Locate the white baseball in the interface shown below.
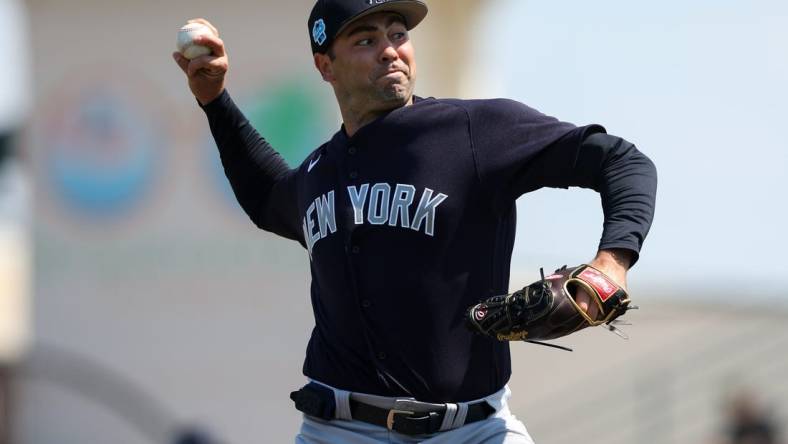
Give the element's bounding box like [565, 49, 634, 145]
[176, 23, 214, 60]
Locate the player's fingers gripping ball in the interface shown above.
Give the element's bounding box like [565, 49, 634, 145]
[466, 265, 633, 343]
[176, 22, 215, 60]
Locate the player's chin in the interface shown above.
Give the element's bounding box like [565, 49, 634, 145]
[376, 81, 413, 105]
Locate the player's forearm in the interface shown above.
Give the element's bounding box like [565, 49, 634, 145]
[581, 133, 658, 265]
[201, 89, 292, 224]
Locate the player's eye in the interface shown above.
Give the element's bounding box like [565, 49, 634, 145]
[356, 38, 373, 46]
[391, 32, 406, 41]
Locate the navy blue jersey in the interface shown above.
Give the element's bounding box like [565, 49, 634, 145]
[202, 90, 657, 402]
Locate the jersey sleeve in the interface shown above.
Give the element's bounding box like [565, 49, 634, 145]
[466, 98, 590, 205]
[201, 90, 305, 246]
[467, 99, 657, 264]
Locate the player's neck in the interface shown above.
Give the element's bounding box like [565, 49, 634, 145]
[340, 96, 414, 137]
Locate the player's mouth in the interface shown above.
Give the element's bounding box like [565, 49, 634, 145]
[376, 66, 408, 80]
[380, 71, 404, 79]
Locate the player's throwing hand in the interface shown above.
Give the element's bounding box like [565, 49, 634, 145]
[172, 18, 228, 106]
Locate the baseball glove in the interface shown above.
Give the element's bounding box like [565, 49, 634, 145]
[465, 264, 634, 350]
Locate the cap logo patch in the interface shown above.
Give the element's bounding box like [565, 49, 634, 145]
[312, 19, 327, 45]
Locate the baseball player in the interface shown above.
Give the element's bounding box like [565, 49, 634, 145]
[172, 1, 657, 442]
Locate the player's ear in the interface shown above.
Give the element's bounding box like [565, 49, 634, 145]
[313, 53, 334, 82]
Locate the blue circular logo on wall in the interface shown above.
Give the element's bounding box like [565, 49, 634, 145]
[43, 87, 161, 219]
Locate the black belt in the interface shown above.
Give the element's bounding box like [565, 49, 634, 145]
[290, 382, 494, 436]
[349, 398, 494, 436]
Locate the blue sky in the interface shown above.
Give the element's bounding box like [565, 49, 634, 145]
[471, 1, 787, 300]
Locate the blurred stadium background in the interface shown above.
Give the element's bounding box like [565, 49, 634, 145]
[1, 0, 786, 443]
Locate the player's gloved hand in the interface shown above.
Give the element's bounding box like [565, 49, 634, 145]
[172, 18, 228, 106]
[465, 263, 635, 349]
[575, 249, 630, 321]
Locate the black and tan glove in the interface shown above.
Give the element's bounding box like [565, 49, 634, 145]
[466, 264, 634, 350]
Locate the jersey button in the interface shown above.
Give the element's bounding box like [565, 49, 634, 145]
[377, 352, 387, 360]
[349, 171, 358, 179]
[351, 246, 360, 254]
[348, 146, 357, 155]
[361, 299, 371, 308]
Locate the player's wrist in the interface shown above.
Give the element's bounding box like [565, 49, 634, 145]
[589, 249, 631, 288]
[593, 248, 633, 268]
[196, 88, 227, 108]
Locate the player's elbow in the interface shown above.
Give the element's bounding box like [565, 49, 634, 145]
[585, 133, 657, 187]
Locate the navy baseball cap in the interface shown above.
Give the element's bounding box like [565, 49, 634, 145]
[308, 0, 428, 54]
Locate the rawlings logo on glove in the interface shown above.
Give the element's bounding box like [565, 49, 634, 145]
[465, 264, 635, 351]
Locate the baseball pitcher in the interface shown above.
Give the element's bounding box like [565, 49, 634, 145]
[173, 1, 657, 442]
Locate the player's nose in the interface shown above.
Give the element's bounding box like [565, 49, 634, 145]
[378, 41, 400, 63]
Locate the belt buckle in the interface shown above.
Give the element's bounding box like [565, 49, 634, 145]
[386, 409, 415, 431]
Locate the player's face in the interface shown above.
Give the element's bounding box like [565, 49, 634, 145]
[320, 12, 417, 113]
